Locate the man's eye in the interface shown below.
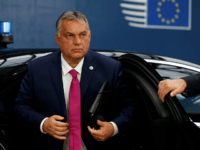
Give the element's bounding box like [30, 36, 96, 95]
[65, 35, 72, 38]
[81, 34, 86, 37]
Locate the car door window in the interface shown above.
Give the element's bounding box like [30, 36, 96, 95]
[149, 63, 200, 113]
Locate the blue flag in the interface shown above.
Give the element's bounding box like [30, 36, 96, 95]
[120, 0, 191, 30]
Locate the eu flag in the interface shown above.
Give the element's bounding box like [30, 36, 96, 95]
[148, 0, 190, 27]
[120, 0, 191, 30]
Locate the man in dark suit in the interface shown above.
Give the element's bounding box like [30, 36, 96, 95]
[14, 11, 136, 150]
[158, 74, 200, 102]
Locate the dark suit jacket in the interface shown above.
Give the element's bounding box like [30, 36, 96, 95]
[14, 50, 136, 150]
[182, 74, 200, 97]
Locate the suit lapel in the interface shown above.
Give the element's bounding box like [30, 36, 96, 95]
[49, 50, 66, 118]
[80, 50, 97, 100]
[48, 50, 96, 119]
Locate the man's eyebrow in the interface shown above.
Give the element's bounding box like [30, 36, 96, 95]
[64, 32, 74, 35]
[79, 31, 87, 34]
[64, 30, 88, 35]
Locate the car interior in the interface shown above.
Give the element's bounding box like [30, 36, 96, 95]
[0, 53, 200, 150]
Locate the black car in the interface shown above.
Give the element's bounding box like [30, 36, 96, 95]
[0, 48, 200, 150]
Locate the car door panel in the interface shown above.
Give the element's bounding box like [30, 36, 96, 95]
[118, 54, 200, 150]
[0, 71, 38, 150]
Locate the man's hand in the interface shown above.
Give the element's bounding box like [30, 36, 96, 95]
[158, 79, 187, 102]
[87, 120, 114, 141]
[43, 115, 69, 140]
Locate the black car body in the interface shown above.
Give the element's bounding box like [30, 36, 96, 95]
[0, 48, 200, 150]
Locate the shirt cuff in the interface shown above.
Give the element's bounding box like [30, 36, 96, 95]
[40, 117, 48, 134]
[109, 121, 119, 136]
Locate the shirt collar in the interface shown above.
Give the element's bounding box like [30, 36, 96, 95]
[61, 53, 84, 76]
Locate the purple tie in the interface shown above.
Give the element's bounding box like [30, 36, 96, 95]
[69, 69, 81, 150]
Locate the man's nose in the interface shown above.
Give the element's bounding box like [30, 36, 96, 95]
[73, 36, 81, 45]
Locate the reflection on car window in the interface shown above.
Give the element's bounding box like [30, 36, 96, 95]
[135, 53, 158, 59]
[151, 63, 200, 113]
[151, 63, 199, 79]
[0, 55, 33, 68]
[0, 59, 4, 65]
[32, 53, 52, 61]
[177, 94, 200, 113]
[97, 52, 126, 57]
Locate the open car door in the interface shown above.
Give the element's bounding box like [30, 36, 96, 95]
[118, 54, 200, 150]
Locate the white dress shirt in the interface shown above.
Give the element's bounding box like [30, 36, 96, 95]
[40, 53, 119, 148]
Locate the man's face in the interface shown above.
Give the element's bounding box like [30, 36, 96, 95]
[55, 19, 91, 63]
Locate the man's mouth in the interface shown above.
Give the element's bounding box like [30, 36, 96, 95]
[73, 48, 82, 51]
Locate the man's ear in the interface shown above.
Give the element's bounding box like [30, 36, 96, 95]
[89, 31, 91, 41]
[55, 33, 60, 46]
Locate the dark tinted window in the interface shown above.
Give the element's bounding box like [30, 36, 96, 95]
[150, 62, 200, 113]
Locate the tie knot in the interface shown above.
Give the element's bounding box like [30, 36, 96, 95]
[69, 69, 77, 78]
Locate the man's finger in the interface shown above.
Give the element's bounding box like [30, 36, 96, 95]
[87, 126, 102, 140]
[53, 134, 67, 140]
[87, 126, 94, 133]
[158, 81, 171, 102]
[87, 126, 99, 135]
[159, 96, 165, 103]
[170, 88, 179, 97]
[54, 121, 69, 127]
[158, 89, 163, 102]
[158, 88, 166, 102]
[54, 130, 69, 136]
[52, 115, 65, 120]
[97, 120, 104, 127]
[54, 126, 69, 132]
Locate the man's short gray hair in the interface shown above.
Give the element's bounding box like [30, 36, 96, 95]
[56, 11, 90, 37]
